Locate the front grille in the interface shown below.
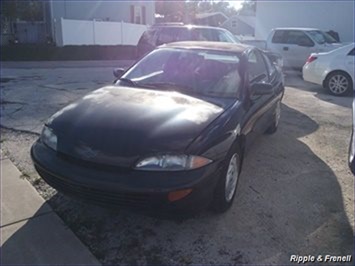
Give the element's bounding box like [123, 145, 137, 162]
[35, 166, 166, 209]
[57, 152, 131, 174]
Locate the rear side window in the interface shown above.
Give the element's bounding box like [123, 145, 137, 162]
[191, 28, 218, 41]
[190, 28, 236, 43]
[285, 30, 312, 44]
[272, 30, 314, 46]
[284, 30, 313, 45]
[138, 30, 157, 46]
[156, 28, 189, 45]
[216, 30, 237, 43]
[272, 30, 286, 43]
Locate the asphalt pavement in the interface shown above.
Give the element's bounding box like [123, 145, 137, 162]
[1, 60, 134, 69]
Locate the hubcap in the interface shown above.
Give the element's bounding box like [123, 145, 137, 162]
[225, 154, 239, 202]
[329, 74, 348, 94]
[275, 101, 281, 127]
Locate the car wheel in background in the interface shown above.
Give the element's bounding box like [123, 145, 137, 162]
[325, 71, 353, 96]
[212, 145, 242, 213]
[265, 100, 281, 134]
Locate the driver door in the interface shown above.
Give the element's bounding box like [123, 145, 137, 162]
[244, 49, 272, 149]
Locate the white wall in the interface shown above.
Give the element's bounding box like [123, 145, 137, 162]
[93, 21, 123, 45]
[122, 23, 147, 45]
[62, 19, 94, 45]
[51, 1, 155, 25]
[255, 1, 354, 42]
[58, 18, 147, 46]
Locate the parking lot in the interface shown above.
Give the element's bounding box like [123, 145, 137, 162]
[1, 61, 354, 264]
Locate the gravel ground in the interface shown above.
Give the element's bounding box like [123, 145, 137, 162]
[1, 63, 353, 265]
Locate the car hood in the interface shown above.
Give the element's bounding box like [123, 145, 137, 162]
[48, 86, 230, 167]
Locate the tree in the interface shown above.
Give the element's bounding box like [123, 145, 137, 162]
[155, 0, 186, 22]
[1, 0, 44, 35]
[1, 0, 44, 23]
[155, 0, 239, 23]
[1, 1, 17, 34]
[238, 0, 256, 15]
[20, 1, 44, 21]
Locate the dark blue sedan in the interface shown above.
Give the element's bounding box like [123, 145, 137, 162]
[31, 42, 284, 213]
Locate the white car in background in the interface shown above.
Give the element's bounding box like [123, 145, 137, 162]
[302, 43, 354, 96]
[243, 28, 343, 69]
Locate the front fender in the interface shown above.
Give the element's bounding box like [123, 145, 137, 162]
[185, 101, 244, 163]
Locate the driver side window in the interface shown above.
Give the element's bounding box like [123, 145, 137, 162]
[285, 30, 314, 46]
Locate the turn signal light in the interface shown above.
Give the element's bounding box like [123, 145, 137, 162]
[168, 189, 192, 202]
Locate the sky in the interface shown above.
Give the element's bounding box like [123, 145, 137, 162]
[227, 0, 244, 11]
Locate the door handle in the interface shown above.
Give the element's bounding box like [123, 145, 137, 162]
[283, 47, 289, 51]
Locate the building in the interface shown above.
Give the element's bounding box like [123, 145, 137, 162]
[193, 12, 229, 27]
[1, 0, 155, 45]
[255, 1, 354, 42]
[222, 15, 255, 36]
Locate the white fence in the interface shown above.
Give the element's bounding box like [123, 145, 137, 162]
[55, 18, 147, 46]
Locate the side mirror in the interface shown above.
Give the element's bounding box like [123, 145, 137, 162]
[251, 82, 274, 95]
[113, 68, 125, 78]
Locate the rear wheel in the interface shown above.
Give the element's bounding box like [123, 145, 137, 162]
[325, 71, 353, 96]
[212, 146, 242, 213]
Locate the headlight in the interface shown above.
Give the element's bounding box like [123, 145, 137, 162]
[41, 126, 57, 151]
[135, 155, 212, 171]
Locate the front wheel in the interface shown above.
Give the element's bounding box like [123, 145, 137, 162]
[212, 149, 242, 213]
[325, 71, 353, 96]
[265, 100, 281, 134]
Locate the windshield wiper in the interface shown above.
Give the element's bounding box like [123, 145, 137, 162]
[119, 78, 139, 87]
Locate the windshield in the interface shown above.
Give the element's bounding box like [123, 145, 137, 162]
[121, 48, 242, 98]
[307, 30, 338, 44]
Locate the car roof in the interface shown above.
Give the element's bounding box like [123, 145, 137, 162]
[150, 24, 228, 31]
[273, 27, 321, 31]
[162, 41, 252, 53]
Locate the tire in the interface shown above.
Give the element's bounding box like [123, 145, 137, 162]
[325, 71, 353, 96]
[265, 100, 281, 134]
[212, 145, 242, 213]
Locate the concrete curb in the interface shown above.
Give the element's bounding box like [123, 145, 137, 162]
[0, 156, 101, 265]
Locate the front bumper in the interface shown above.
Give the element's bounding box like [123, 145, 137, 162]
[31, 141, 222, 213]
